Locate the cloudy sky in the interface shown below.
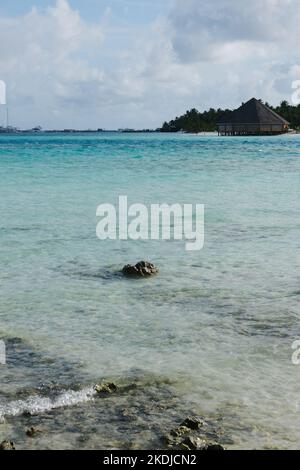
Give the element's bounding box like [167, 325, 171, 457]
[0, 0, 299, 129]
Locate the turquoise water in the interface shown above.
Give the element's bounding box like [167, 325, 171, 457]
[0, 132, 300, 449]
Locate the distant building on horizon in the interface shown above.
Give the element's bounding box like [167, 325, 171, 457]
[218, 98, 289, 136]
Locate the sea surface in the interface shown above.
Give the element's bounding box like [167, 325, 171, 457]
[0, 132, 300, 449]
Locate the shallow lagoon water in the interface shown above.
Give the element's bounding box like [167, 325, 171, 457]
[0, 132, 300, 449]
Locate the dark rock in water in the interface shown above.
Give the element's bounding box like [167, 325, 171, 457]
[94, 382, 118, 395]
[122, 261, 159, 278]
[181, 437, 225, 451]
[164, 415, 225, 451]
[206, 444, 225, 451]
[163, 427, 190, 446]
[181, 436, 207, 450]
[180, 416, 207, 430]
[170, 426, 190, 438]
[0, 441, 16, 450]
[26, 427, 41, 438]
[120, 408, 137, 422]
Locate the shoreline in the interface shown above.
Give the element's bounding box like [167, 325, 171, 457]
[0, 370, 229, 451]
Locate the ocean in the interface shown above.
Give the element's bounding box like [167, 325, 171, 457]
[0, 132, 300, 449]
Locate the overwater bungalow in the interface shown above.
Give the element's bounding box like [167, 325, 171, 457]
[218, 98, 289, 136]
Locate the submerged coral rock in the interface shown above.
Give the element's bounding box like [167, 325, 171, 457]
[181, 437, 225, 451]
[206, 444, 225, 451]
[180, 416, 207, 431]
[26, 427, 41, 438]
[181, 436, 208, 450]
[0, 441, 16, 450]
[94, 382, 118, 395]
[122, 261, 159, 278]
[164, 415, 225, 451]
[170, 426, 190, 438]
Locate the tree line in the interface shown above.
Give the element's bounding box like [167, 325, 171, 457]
[160, 101, 300, 133]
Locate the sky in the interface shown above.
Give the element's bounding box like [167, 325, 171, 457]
[0, 0, 299, 129]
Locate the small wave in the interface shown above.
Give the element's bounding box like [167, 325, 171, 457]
[0, 386, 96, 421]
[0, 225, 43, 233]
[291, 290, 300, 297]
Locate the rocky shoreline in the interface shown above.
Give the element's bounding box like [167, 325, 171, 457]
[1, 266, 230, 450]
[0, 376, 231, 450]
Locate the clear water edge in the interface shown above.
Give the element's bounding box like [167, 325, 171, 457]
[0, 132, 300, 449]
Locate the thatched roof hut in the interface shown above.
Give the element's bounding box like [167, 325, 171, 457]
[218, 98, 289, 136]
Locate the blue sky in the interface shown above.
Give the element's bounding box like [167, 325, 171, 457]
[0, 0, 299, 129]
[0, 0, 171, 25]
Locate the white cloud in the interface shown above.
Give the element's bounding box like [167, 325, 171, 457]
[162, 0, 300, 111]
[0, 0, 206, 128]
[0, 0, 299, 129]
[168, 0, 300, 64]
[0, 0, 107, 127]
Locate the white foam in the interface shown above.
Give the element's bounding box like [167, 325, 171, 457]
[0, 386, 96, 421]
